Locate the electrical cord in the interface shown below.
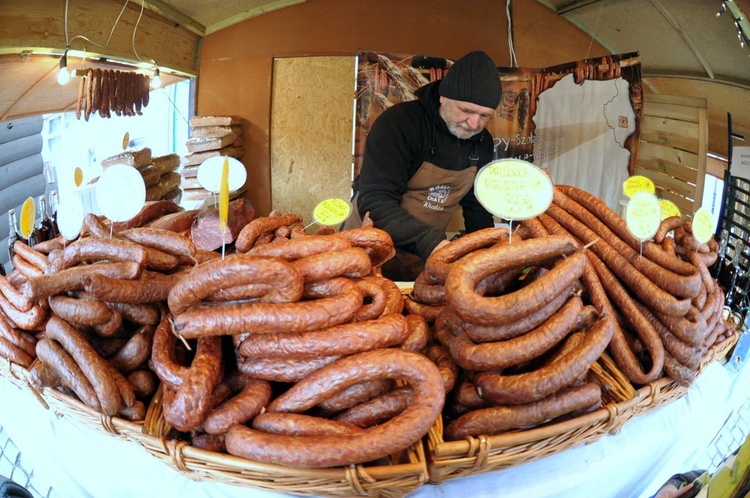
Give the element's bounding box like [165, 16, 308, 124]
[63, 0, 131, 51]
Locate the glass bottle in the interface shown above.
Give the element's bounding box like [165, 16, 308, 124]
[26, 213, 38, 249]
[710, 229, 729, 279]
[741, 236, 750, 274]
[719, 239, 738, 292]
[734, 237, 750, 312]
[7, 209, 20, 265]
[48, 190, 59, 238]
[35, 195, 53, 244]
[724, 239, 745, 310]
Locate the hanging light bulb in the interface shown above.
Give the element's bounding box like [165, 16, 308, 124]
[150, 67, 161, 89]
[57, 50, 70, 85]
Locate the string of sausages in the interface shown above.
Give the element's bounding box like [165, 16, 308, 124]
[76, 68, 151, 121]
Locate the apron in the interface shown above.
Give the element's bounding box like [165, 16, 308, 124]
[345, 160, 478, 281]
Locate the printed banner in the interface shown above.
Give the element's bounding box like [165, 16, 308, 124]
[355, 51, 642, 210]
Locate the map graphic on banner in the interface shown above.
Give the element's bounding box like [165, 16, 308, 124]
[354, 51, 643, 214]
[535, 75, 636, 210]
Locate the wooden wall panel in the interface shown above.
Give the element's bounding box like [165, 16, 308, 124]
[0, 0, 199, 75]
[635, 94, 708, 217]
[198, 0, 609, 216]
[270, 56, 355, 222]
[0, 115, 45, 271]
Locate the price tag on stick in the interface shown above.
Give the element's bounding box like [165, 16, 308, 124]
[73, 167, 84, 188]
[219, 158, 230, 233]
[625, 191, 661, 241]
[623, 175, 655, 198]
[313, 198, 351, 227]
[659, 199, 681, 220]
[57, 194, 84, 241]
[19, 197, 35, 239]
[473, 159, 553, 221]
[692, 207, 714, 244]
[219, 158, 230, 258]
[197, 156, 246, 193]
[95, 164, 146, 222]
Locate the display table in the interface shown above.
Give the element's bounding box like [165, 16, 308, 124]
[1, 356, 748, 498]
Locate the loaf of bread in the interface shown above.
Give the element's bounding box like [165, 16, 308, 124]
[101, 148, 152, 169]
[184, 146, 245, 167]
[186, 134, 238, 153]
[190, 125, 243, 138]
[150, 153, 181, 176]
[189, 116, 242, 127]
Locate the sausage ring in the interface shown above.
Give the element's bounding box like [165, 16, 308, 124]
[225, 348, 444, 468]
[168, 254, 304, 315]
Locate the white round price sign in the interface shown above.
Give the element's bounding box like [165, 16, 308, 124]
[692, 207, 714, 244]
[57, 194, 84, 241]
[625, 191, 661, 240]
[95, 164, 146, 222]
[313, 198, 351, 227]
[197, 156, 247, 193]
[473, 159, 553, 221]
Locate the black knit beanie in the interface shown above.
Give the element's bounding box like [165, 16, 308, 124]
[438, 51, 502, 110]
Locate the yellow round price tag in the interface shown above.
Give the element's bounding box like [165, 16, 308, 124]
[625, 191, 661, 240]
[122, 132, 130, 150]
[473, 159, 553, 221]
[74, 166, 84, 187]
[658, 199, 681, 220]
[19, 197, 35, 239]
[692, 207, 714, 244]
[623, 175, 655, 198]
[313, 198, 351, 227]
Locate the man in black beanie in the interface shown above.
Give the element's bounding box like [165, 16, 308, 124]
[345, 51, 503, 281]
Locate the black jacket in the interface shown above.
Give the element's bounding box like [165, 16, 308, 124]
[355, 80, 495, 261]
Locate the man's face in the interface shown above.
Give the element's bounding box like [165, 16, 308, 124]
[439, 96, 495, 140]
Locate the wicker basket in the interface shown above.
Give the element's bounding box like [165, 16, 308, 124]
[0, 358, 147, 443]
[0, 330, 738, 495]
[136, 384, 429, 497]
[0, 359, 428, 497]
[425, 332, 739, 484]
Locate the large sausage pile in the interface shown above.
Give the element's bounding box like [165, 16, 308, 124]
[408, 228, 611, 440]
[404, 183, 732, 441]
[1, 202, 197, 420]
[0, 186, 735, 464]
[157, 214, 446, 467]
[0, 206, 448, 469]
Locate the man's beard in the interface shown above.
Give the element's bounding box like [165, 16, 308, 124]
[440, 107, 481, 140]
[446, 121, 481, 140]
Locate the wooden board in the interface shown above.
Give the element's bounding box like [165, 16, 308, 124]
[270, 56, 356, 225]
[635, 94, 708, 217]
